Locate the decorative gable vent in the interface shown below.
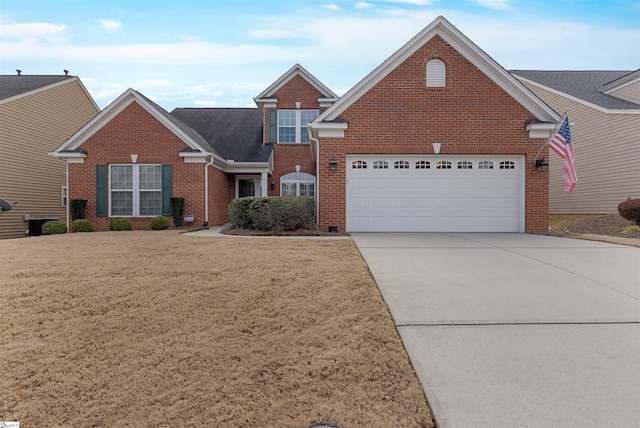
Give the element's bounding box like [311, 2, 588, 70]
[426, 59, 446, 87]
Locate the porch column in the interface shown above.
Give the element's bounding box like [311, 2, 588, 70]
[260, 172, 268, 196]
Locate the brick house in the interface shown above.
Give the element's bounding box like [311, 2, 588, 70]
[52, 16, 559, 233]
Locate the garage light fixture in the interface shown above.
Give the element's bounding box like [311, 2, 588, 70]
[329, 157, 338, 171]
[534, 158, 549, 172]
[271, 179, 275, 190]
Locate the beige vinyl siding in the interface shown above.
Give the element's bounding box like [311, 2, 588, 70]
[0, 79, 99, 239]
[520, 80, 640, 214]
[608, 80, 640, 105]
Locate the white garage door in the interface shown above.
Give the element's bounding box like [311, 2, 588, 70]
[346, 155, 524, 232]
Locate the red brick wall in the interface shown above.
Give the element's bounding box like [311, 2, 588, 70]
[69, 101, 233, 231]
[318, 35, 549, 232]
[264, 75, 320, 196]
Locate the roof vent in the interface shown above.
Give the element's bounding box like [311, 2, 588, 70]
[16, 69, 22, 76]
[64, 69, 69, 75]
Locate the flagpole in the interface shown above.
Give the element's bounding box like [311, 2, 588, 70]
[532, 112, 567, 163]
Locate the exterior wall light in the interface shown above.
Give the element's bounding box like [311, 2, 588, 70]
[329, 157, 338, 171]
[535, 158, 549, 172]
[270, 179, 275, 190]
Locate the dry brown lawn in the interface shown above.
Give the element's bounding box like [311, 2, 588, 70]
[0, 231, 433, 427]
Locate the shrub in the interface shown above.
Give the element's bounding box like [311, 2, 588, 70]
[228, 197, 254, 228]
[623, 224, 640, 235]
[228, 196, 316, 231]
[109, 217, 134, 231]
[170, 197, 185, 227]
[70, 199, 87, 220]
[42, 220, 67, 235]
[618, 198, 640, 225]
[151, 216, 170, 230]
[71, 219, 94, 233]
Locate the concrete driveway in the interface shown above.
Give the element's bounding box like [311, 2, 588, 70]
[351, 233, 640, 428]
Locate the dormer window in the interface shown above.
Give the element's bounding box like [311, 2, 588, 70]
[426, 59, 446, 87]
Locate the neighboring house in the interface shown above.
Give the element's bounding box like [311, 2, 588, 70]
[0, 73, 99, 239]
[513, 70, 640, 214]
[53, 16, 560, 233]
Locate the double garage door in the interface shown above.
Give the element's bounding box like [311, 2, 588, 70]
[346, 155, 524, 232]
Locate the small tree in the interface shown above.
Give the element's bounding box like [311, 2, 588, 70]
[170, 197, 185, 228]
[618, 198, 640, 225]
[70, 199, 87, 220]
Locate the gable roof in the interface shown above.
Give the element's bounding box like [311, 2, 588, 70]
[254, 63, 338, 105]
[0, 75, 74, 101]
[316, 16, 559, 124]
[512, 70, 640, 110]
[53, 88, 216, 156]
[597, 69, 640, 94]
[171, 108, 271, 163]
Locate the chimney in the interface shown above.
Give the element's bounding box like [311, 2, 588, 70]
[64, 69, 69, 75]
[16, 69, 22, 76]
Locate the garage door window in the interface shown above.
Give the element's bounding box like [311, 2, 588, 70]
[352, 160, 367, 169]
[500, 161, 515, 170]
[416, 161, 431, 169]
[479, 161, 494, 169]
[373, 160, 388, 169]
[458, 161, 473, 169]
[436, 161, 452, 169]
[394, 160, 410, 169]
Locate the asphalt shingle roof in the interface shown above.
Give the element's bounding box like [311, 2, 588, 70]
[0, 75, 74, 100]
[171, 108, 271, 163]
[511, 70, 640, 110]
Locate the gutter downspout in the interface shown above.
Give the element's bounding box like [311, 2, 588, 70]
[204, 154, 215, 227]
[308, 127, 320, 228]
[66, 161, 69, 233]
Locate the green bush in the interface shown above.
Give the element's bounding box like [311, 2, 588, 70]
[109, 217, 134, 231]
[70, 199, 87, 221]
[71, 219, 94, 233]
[618, 198, 640, 225]
[228, 196, 316, 231]
[42, 220, 67, 235]
[150, 216, 170, 230]
[170, 197, 185, 227]
[228, 197, 254, 228]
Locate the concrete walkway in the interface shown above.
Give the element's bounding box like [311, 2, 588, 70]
[351, 233, 640, 428]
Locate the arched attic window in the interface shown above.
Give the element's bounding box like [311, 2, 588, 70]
[426, 59, 446, 87]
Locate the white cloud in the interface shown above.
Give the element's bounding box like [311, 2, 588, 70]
[0, 22, 67, 42]
[193, 99, 220, 106]
[134, 79, 174, 88]
[323, 4, 340, 10]
[180, 34, 199, 42]
[380, 0, 433, 5]
[96, 19, 122, 34]
[355, 2, 374, 8]
[471, 0, 510, 10]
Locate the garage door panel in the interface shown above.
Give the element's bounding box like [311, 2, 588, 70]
[346, 155, 523, 232]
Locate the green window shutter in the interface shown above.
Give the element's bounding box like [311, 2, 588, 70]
[162, 164, 173, 216]
[268, 110, 277, 143]
[96, 164, 107, 217]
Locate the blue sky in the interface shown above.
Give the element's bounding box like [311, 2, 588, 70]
[1, 0, 638, 110]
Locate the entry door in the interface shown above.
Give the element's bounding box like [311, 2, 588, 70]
[236, 176, 261, 198]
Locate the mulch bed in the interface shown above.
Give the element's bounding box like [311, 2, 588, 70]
[562, 214, 639, 239]
[221, 227, 349, 237]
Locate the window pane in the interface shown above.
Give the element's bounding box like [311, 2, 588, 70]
[300, 183, 315, 197]
[111, 191, 132, 216]
[394, 160, 410, 169]
[300, 110, 319, 124]
[139, 165, 162, 190]
[300, 126, 310, 143]
[279, 127, 296, 142]
[110, 165, 133, 190]
[281, 182, 296, 197]
[140, 191, 162, 216]
[479, 161, 494, 169]
[373, 160, 388, 169]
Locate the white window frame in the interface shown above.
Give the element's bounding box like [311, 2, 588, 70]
[277, 110, 319, 143]
[280, 172, 316, 197]
[109, 164, 162, 217]
[373, 160, 389, 169]
[61, 186, 67, 207]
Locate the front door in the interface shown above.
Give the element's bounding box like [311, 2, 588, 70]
[239, 179, 256, 197]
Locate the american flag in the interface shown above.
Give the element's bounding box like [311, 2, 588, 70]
[548, 116, 577, 193]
